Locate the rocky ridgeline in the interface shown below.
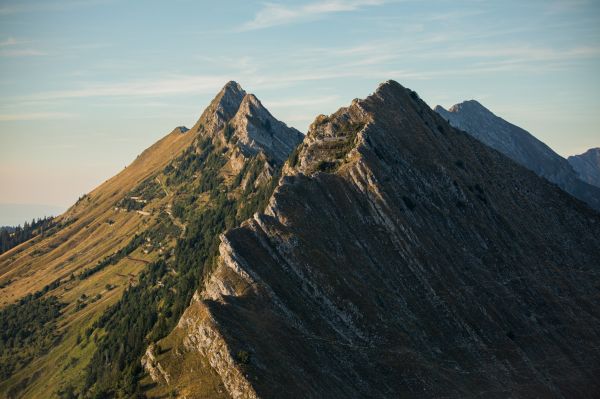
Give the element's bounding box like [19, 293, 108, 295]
[435, 100, 600, 211]
[166, 81, 600, 398]
[569, 147, 600, 188]
[192, 81, 303, 165]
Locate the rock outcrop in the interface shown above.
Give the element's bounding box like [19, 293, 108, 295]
[171, 81, 600, 398]
[230, 94, 304, 164]
[193, 81, 303, 165]
[435, 100, 600, 211]
[569, 147, 600, 188]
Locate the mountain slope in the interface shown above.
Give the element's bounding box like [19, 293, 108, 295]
[154, 81, 600, 398]
[568, 147, 600, 188]
[435, 100, 600, 211]
[0, 81, 302, 399]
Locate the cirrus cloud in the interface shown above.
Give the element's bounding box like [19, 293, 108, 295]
[239, 0, 387, 31]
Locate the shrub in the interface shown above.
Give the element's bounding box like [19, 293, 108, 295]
[237, 350, 251, 364]
[316, 160, 337, 173]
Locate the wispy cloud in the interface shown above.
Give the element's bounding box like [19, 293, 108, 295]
[544, 0, 591, 15]
[19, 40, 599, 102]
[25, 75, 230, 100]
[263, 95, 341, 108]
[0, 48, 46, 57]
[0, 112, 74, 121]
[0, 0, 107, 15]
[440, 45, 600, 61]
[0, 37, 17, 47]
[0, 36, 46, 57]
[239, 0, 386, 31]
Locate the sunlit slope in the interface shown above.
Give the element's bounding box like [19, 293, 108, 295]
[0, 126, 194, 306]
[0, 126, 195, 398]
[0, 81, 303, 398]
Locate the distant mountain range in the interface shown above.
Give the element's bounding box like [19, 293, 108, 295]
[1, 82, 599, 398]
[568, 147, 600, 188]
[435, 101, 600, 211]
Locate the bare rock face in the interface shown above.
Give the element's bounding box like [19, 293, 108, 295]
[569, 147, 600, 188]
[192, 81, 247, 136]
[192, 81, 303, 166]
[175, 81, 600, 398]
[177, 291, 259, 399]
[230, 94, 304, 164]
[435, 101, 600, 211]
[141, 345, 171, 385]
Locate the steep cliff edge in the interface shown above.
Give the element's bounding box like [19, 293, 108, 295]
[166, 81, 600, 398]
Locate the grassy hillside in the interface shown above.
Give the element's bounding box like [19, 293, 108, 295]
[0, 82, 300, 398]
[0, 126, 195, 398]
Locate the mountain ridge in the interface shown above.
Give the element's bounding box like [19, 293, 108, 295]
[568, 147, 600, 188]
[434, 100, 600, 211]
[0, 81, 303, 398]
[150, 80, 600, 398]
[1, 81, 599, 398]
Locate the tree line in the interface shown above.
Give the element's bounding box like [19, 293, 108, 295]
[0, 216, 56, 254]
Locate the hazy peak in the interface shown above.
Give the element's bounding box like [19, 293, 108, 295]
[443, 100, 487, 114]
[568, 147, 600, 188]
[220, 80, 245, 97]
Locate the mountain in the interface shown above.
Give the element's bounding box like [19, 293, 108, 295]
[144, 81, 600, 398]
[2, 80, 599, 399]
[435, 100, 600, 211]
[0, 81, 302, 398]
[568, 147, 600, 188]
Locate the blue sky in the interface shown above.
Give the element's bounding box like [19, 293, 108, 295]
[1, 0, 599, 224]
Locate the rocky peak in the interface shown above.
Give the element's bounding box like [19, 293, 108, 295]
[435, 99, 600, 211]
[218, 81, 247, 114]
[436, 99, 493, 120]
[189, 81, 303, 165]
[167, 80, 600, 398]
[568, 147, 600, 188]
[229, 93, 303, 164]
[290, 79, 444, 175]
[442, 99, 485, 114]
[192, 81, 246, 135]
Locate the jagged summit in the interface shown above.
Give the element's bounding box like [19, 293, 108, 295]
[292, 79, 444, 175]
[230, 93, 303, 163]
[190, 81, 302, 164]
[191, 81, 246, 135]
[437, 99, 486, 114]
[569, 147, 600, 188]
[217, 80, 247, 115]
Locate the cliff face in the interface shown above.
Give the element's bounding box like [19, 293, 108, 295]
[569, 147, 600, 188]
[192, 81, 303, 165]
[435, 101, 600, 211]
[230, 94, 304, 164]
[168, 81, 600, 398]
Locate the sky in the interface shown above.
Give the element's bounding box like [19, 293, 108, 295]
[1, 0, 599, 225]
